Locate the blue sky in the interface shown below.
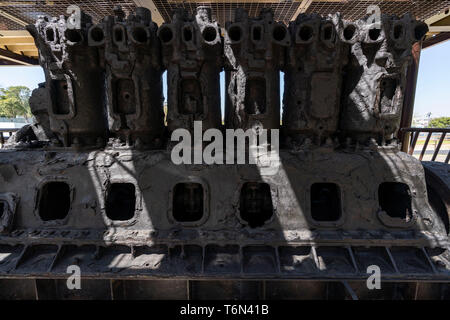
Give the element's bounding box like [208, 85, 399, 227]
[413, 39, 450, 117]
[0, 39, 449, 118]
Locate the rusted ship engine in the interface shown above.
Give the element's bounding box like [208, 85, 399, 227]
[0, 6, 449, 300]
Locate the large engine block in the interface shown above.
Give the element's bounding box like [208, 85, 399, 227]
[0, 6, 449, 300]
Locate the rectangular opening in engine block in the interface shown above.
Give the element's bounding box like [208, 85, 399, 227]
[245, 79, 266, 115]
[173, 183, 204, 222]
[315, 247, 356, 274]
[51, 245, 97, 273]
[321, 23, 335, 42]
[179, 79, 203, 115]
[378, 182, 412, 220]
[239, 182, 274, 228]
[38, 182, 71, 221]
[105, 183, 136, 221]
[50, 79, 71, 115]
[311, 183, 342, 222]
[379, 77, 399, 115]
[132, 245, 170, 273]
[113, 79, 136, 115]
[0, 201, 4, 219]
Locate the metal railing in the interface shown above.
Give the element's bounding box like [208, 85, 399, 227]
[0, 128, 19, 148]
[401, 127, 450, 163]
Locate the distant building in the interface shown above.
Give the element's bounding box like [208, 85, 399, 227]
[412, 114, 431, 128]
[0, 117, 31, 137]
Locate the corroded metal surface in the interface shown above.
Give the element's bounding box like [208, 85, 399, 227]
[340, 14, 428, 145]
[225, 8, 288, 131]
[26, 12, 108, 148]
[159, 7, 222, 134]
[0, 6, 449, 299]
[90, 6, 164, 148]
[283, 13, 348, 145]
[0, 148, 448, 281]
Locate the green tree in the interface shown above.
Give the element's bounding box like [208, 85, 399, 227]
[0, 86, 32, 119]
[429, 117, 450, 128]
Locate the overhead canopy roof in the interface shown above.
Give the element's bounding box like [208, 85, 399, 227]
[0, 0, 449, 65]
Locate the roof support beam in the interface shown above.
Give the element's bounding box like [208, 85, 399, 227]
[0, 59, 20, 65]
[291, 0, 314, 21]
[168, 0, 311, 2]
[0, 30, 33, 37]
[428, 26, 450, 32]
[0, 47, 38, 65]
[425, 7, 450, 26]
[423, 32, 450, 49]
[0, 36, 34, 45]
[133, 0, 164, 26]
[424, 7, 450, 37]
[3, 44, 36, 51]
[0, 9, 27, 27]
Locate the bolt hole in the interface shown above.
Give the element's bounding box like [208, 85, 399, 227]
[228, 25, 242, 42]
[202, 26, 217, 42]
[65, 29, 82, 43]
[132, 27, 148, 43]
[394, 24, 403, 39]
[252, 26, 262, 41]
[344, 24, 356, 40]
[159, 26, 173, 43]
[0, 202, 5, 219]
[90, 26, 104, 42]
[39, 182, 71, 221]
[299, 25, 313, 41]
[414, 24, 428, 41]
[369, 28, 381, 41]
[46, 28, 55, 42]
[323, 25, 333, 40]
[273, 25, 287, 41]
[114, 28, 124, 42]
[183, 27, 193, 42]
